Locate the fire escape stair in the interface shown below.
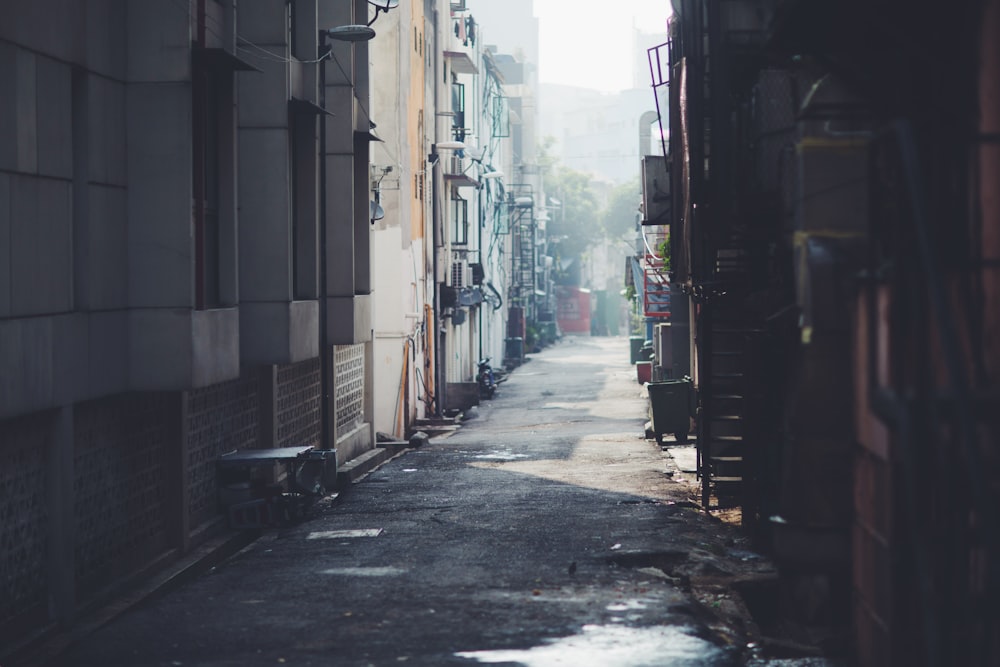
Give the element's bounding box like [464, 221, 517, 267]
[705, 336, 747, 495]
[642, 253, 671, 319]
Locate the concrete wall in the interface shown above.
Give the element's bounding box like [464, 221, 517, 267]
[0, 0, 384, 651]
[0, 1, 132, 418]
[370, 1, 434, 433]
[237, 0, 319, 367]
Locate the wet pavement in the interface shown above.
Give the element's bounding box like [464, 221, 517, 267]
[47, 336, 809, 667]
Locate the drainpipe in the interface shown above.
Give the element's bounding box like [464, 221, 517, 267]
[431, 156, 442, 418]
[431, 5, 445, 417]
[318, 36, 332, 449]
[477, 181, 484, 362]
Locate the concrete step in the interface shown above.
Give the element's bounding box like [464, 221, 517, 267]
[337, 446, 402, 486]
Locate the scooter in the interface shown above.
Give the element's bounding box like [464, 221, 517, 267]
[477, 357, 497, 399]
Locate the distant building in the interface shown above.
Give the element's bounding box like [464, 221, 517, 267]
[540, 84, 655, 185]
[369, 0, 516, 428]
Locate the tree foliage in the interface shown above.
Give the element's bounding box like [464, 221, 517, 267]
[538, 138, 643, 285]
[545, 165, 601, 260]
[600, 178, 642, 240]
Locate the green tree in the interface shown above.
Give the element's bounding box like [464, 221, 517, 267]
[546, 164, 601, 261]
[539, 138, 642, 286]
[601, 178, 642, 240]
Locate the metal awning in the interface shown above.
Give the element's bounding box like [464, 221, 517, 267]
[444, 50, 478, 75]
[193, 47, 261, 72]
[444, 173, 480, 188]
[289, 97, 332, 116]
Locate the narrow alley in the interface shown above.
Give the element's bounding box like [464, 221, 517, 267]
[42, 338, 788, 667]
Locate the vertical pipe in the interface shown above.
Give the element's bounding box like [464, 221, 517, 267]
[478, 180, 484, 362]
[318, 39, 331, 448]
[431, 5, 443, 417]
[197, 0, 207, 47]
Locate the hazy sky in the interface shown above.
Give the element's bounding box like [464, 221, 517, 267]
[534, 0, 672, 92]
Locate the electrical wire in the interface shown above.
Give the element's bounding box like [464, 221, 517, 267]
[163, 0, 329, 66]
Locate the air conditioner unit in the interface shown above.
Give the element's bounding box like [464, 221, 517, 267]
[469, 262, 485, 285]
[449, 259, 470, 288]
[642, 155, 671, 226]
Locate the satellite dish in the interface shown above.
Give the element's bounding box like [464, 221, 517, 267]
[367, 0, 399, 26]
[370, 200, 385, 222]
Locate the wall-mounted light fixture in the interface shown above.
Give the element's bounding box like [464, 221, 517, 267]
[367, 0, 400, 26]
[324, 25, 376, 41]
[427, 141, 467, 164]
[370, 166, 392, 225]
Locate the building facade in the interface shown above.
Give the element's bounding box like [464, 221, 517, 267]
[0, 0, 383, 652]
[643, 0, 1000, 664]
[370, 0, 517, 430]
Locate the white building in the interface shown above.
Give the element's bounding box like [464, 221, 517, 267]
[370, 1, 514, 431]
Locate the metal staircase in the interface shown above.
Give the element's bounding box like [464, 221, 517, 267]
[508, 187, 535, 319]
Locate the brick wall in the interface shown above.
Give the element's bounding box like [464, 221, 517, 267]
[276, 358, 321, 448]
[73, 394, 174, 600]
[186, 376, 260, 529]
[0, 412, 50, 646]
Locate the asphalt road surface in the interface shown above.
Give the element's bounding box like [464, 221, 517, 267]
[50, 336, 779, 667]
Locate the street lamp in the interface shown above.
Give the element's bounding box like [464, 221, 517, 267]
[324, 25, 376, 41]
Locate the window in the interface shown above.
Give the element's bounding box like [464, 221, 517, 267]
[451, 192, 468, 245]
[192, 47, 244, 309]
[451, 82, 465, 142]
[289, 107, 320, 300]
[193, 65, 223, 308]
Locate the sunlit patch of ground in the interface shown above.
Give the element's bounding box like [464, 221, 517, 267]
[456, 623, 725, 666]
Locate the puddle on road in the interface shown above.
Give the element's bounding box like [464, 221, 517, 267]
[473, 451, 530, 461]
[319, 566, 406, 577]
[605, 599, 648, 612]
[307, 528, 383, 539]
[456, 624, 724, 666]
